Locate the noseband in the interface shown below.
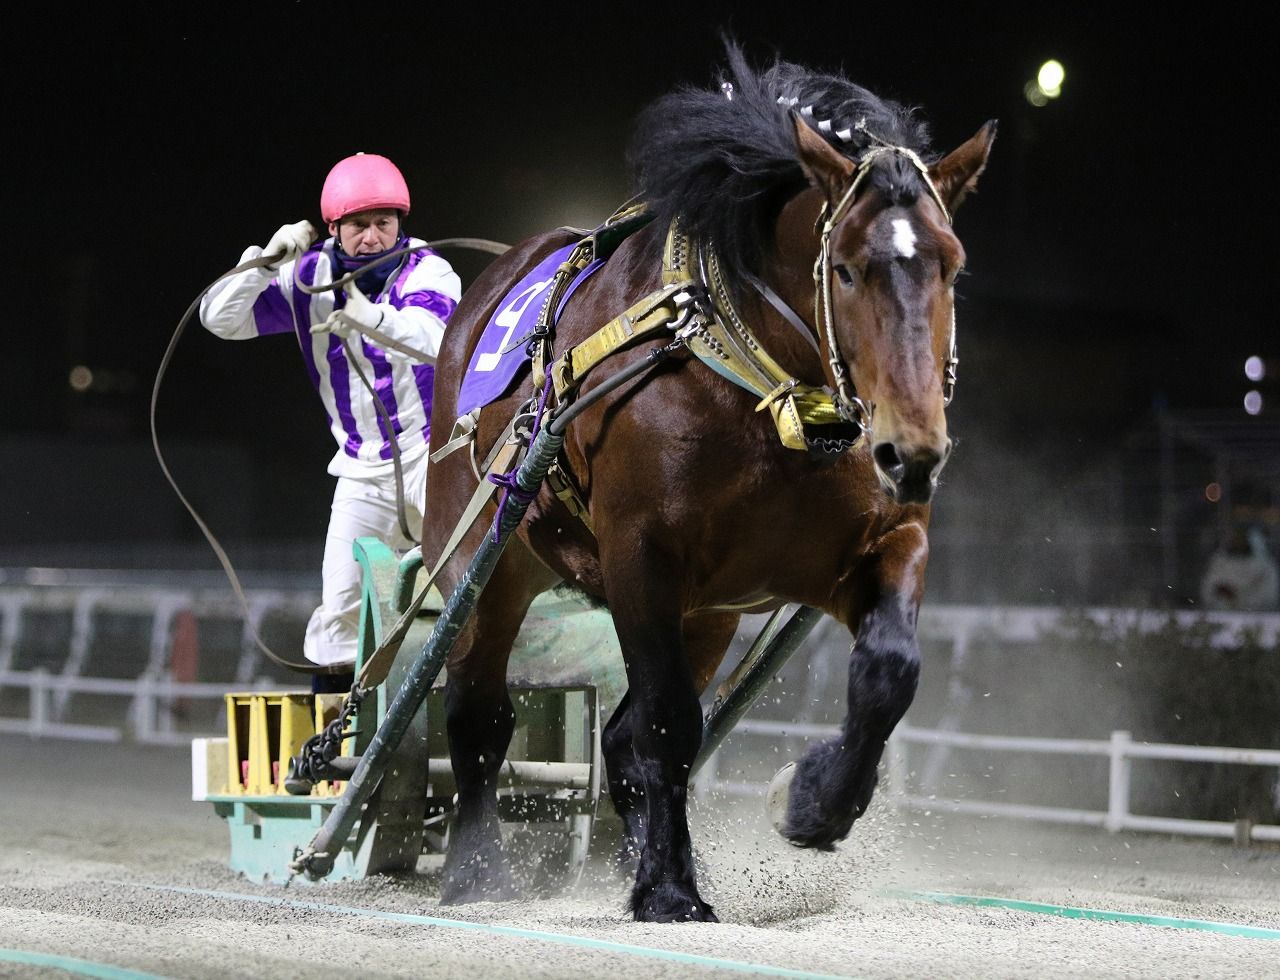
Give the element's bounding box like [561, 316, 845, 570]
[813, 143, 959, 427]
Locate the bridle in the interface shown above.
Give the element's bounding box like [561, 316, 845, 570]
[811, 141, 959, 429]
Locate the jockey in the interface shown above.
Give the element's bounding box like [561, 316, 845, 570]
[200, 153, 460, 688]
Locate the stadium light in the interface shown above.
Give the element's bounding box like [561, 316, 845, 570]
[1037, 60, 1065, 96]
[1025, 59, 1065, 107]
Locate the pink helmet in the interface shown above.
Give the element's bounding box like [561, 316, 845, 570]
[320, 153, 411, 223]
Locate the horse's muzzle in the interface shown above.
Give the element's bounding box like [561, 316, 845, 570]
[872, 439, 951, 505]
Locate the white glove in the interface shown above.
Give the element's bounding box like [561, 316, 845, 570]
[311, 280, 384, 340]
[262, 220, 316, 270]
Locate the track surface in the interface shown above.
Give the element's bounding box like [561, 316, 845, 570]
[2, 740, 1278, 978]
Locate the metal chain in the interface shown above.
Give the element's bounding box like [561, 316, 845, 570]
[290, 684, 369, 785]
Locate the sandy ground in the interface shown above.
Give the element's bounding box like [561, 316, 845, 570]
[1, 739, 1278, 979]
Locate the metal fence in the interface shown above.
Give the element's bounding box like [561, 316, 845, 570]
[699, 719, 1280, 845]
[1, 572, 1277, 843]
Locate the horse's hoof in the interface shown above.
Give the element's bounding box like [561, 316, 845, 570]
[632, 882, 718, 923]
[766, 762, 797, 835]
[641, 903, 719, 924]
[774, 742, 866, 849]
[440, 854, 517, 905]
[439, 877, 517, 905]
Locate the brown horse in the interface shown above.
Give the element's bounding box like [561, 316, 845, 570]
[422, 44, 995, 922]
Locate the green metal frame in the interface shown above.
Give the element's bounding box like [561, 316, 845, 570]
[204, 536, 626, 884]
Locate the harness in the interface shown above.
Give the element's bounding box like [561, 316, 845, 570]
[527, 145, 958, 465]
[531, 209, 858, 458]
[812, 143, 959, 419]
[289, 143, 959, 788]
[421, 144, 960, 623]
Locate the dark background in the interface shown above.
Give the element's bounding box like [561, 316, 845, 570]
[6, 6, 1277, 604]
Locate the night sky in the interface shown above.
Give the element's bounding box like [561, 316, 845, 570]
[7, 7, 1276, 561]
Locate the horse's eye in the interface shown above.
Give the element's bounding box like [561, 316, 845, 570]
[834, 264, 855, 287]
[945, 264, 965, 287]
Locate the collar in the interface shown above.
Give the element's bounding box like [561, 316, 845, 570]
[334, 232, 411, 296]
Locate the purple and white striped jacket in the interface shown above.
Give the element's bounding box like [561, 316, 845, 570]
[200, 237, 460, 479]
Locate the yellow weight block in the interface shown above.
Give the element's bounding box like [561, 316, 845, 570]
[223, 692, 316, 796]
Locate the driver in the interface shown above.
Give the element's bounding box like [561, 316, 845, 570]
[200, 153, 460, 689]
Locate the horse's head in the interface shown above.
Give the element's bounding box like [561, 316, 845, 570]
[795, 117, 996, 504]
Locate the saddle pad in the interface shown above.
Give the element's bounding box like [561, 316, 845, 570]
[457, 243, 604, 415]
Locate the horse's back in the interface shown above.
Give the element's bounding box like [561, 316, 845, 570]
[424, 228, 580, 569]
[432, 228, 579, 421]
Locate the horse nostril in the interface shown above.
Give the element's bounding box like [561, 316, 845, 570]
[873, 442, 903, 475]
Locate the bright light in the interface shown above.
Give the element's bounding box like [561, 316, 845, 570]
[1244, 390, 1264, 415]
[1205, 482, 1222, 503]
[1024, 59, 1065, 107]
[1038, 60, 1065, 93]
[1245, 355, 1265, 381]
[69, 365, 93, 392]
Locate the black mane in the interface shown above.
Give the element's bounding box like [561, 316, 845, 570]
[626, 41, 933, 279]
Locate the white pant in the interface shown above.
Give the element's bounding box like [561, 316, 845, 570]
[303, 452, 429, 667]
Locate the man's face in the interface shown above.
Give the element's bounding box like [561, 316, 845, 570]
[330, 208, 400, 255]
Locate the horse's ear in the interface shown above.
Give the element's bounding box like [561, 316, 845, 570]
[793, 114, 855, 203]
[930, 119, 998, 214]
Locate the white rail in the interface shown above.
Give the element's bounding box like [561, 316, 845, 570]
[0, 575, 317, 743]
[916, 603, 1280, 648]
[700, 721, 1280, 845]
[0, 668, 299, 745]
[2, 580, 1277, 843]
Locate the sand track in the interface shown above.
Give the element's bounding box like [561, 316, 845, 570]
[1, 740, 1277, 978]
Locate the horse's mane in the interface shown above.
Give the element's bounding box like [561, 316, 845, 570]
[627, 40, 934, 279]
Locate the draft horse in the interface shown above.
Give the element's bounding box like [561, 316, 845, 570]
[422, 44, 995, 922]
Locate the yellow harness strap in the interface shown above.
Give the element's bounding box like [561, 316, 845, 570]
[533, 211, 861, 537]
[664, 221, 849, 452]
[549, 281, 690, 402]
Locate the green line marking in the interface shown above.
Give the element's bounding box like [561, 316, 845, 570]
[883, 890, 1280, 940]
[121, 883, 856, 979]
[0, 949, 170, 979]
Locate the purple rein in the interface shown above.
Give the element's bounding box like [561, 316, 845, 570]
[488, 368, 555, 542]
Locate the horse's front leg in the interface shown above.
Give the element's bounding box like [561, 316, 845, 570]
[782, 522, 928, 849]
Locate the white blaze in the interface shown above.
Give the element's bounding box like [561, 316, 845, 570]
[891, 218, 917, 257]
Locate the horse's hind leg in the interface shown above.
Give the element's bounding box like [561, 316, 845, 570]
[782, 527, 927, 848]
[602, 612, 738, 871]
[604, 579, 731, 921]
[439, 543, 557, 904]
[601, 692, 645, 866]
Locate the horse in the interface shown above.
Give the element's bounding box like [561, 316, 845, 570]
[422, 42, 995, 922]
